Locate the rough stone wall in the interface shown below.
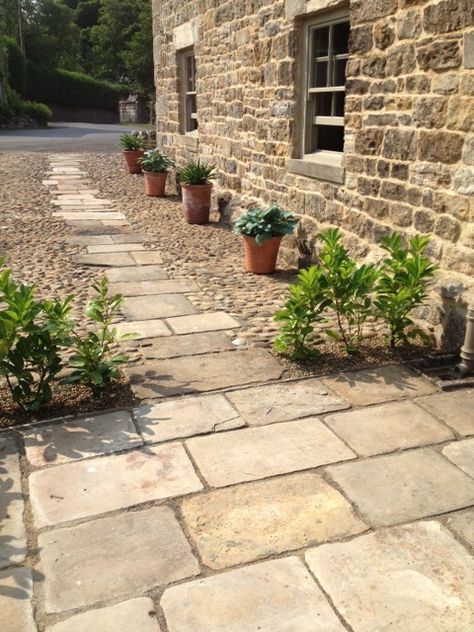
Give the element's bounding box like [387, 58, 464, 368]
[153, 0, 474, 348]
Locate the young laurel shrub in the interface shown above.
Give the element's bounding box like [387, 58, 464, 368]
[119, 132, 146, 151]
[67, 278, 133, 393]
[375, 233, 437, 348]
[234, 206, 299, 245]
[138, 149, 175, 173]
[0, 262, 74, 412]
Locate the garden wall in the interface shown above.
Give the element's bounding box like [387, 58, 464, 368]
[152, 0, 474, 348]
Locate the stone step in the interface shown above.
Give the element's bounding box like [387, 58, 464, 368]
[121, 294, 198, 320]
[166, 311, 240, 335]
[109, 278, 199, 296]
[106, 265, 169, 283]
[139, 330, 236, 359]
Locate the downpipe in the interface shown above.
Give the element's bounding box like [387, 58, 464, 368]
[454, 303, 474, 378]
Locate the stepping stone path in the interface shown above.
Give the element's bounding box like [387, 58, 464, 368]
[1, 155, 473, 631]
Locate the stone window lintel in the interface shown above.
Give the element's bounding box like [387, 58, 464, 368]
[286, 0, 348, 19]
[173, 18, 200, 51]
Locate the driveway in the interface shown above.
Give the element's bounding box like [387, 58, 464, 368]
[0, 122, 144, 153]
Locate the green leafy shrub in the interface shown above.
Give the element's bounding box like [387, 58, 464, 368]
[318, 229, 379, 354]
[2, 36, 27, 97]
[138, 149, 175, 172]
[0, 263, 74, 412]
[179, 160, 217, 185]
[234, 206, 299, 246]
[119, 132, 146, 151]
[22, 101, 52, 126]
[67, 279, 132, 392]
[375, 233, 437, 348]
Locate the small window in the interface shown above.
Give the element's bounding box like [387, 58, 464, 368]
[179, 48, 197, 133]
[303, 14, 349, 155]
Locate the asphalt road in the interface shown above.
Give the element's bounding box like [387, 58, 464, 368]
[0, 122, 143, 152]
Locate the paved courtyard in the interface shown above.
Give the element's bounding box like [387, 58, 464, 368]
[1, 155, 474, 631]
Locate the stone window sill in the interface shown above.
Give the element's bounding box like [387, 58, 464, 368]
[287, 152, 344, 184]
[177, 132, 199, 148]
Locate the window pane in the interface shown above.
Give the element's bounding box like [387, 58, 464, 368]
[333, 22, 349, 55]
[312, 60, 328, 87]
[185, 55, 195, 92]
[312, 26, 329, 57]
[333, 58, 347, 86]
[316, 92, 332, 116]
[314, 125, 344, 152]
[186, 94, 197, 131]
[334, 91, 345, 117]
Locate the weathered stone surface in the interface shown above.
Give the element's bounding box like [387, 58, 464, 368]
[442, 438, 474, 477]
[0, 437, 27, 569]
[0, 567, 36, 632]
[47, 598, 162, 632]
[166, 311, 240, 334]
[39, 506, 199, 613]
[73, 253, 135, 267]
[352, 0, 398, 24]
[30, 443, 203, 527]
[466, 31, 474, 69]
[131, 251, 164, 265]
[418, 130, 464, 163]
[116, 319, 172, 339]
[108, 278, 199, 296]
[447, 98, 474, 132]
[327, 449, 474, 527]
[424, 0, 474, 35]
[417, 40, 462, 72]
[416, 390, 474, 436]
[122, 294, 198, 320]
[110, 233, 147, 244]
[305, 521, 474, 632]
[445, 508, 474, 548]
[135, 394, 245, 443]
[126, 349, 283, 399]
[181, 472, 366, 569]
[161, 557, 346, 632]
[186, 417, 355, 486]
[382, 129, 416, 160]
[227, 378, 349, 426]
[324, 400, 454, 457]
[323, 365, 436, 406]
[23, 410, 142, 467]
[106, 265, 168, 282]
[87, 243, 145, 253]
[140, 331, 235, 359]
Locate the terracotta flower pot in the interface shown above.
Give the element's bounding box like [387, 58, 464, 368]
[123, 149, 145, 174]
[243, 235, 282, 274]
[181, 183, 212, 224]
[143, 171, 168, 196]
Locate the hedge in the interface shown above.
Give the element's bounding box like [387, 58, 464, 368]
[26, 64, 127, 112]
[2, 36, 27, 97]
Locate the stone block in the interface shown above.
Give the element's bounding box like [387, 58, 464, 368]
[417, 41, 462, 72]
[326, 448, 474, 527]
[116, 319, 172, 339]
[134, 394, 245, 443]
[166, 311, 240, 334]
[306, 521, 474, 631]
[445, 508, 474, 548]
[161, 557, 346, 632]
[23, 410, 142, 467]
[131, 251, 164, 265]
[39, 506, 199, 613]
[87, 243, 145, 253]
[424, 0, 474, 35]
[30, 443, 203, 527]
[140, 331, 235, 359]
[226, 378, 349, 426]
[466, 31, 474, 69]
[122, 294, 198, 320]
[416, 390, 474, 436]
[0, 437, 27, 569]
[351, 0, 397, 24]
[0, 567, 36, 632]
[442, 438, 474, 477]
[447, 98, 474, 132]
[354, 128, 384, 155]
[382, 129, 416, 160]
[106, 265, 168, 282]
[73, 253, 135, 267]
[108, 279, 199, 296]
[181, 472, 366, 569]
[186, 417, 356, 486]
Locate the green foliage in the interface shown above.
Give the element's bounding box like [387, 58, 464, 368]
[179, 160, 218, 185]
[2, 35, 27, 96]
[22, 100, 52, 126]
[234, 206, 299, 246]
[0, 85, 51, 127]
[0, 262, 74, 412]
[119, 132, 146, 151]
[67, 278, 131, 392]
[274, 266, 330, 359]
[375, 233, 437, 348]
[120, 1, 154, 94]
[318, 229, 379, 354]
[138, 149, 175, 173]
[26, 63, 126, 111]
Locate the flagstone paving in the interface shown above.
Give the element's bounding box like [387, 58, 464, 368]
[1, 154, 473, 631]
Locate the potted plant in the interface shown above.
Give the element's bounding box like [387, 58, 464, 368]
[119, 133, 146, 174]
[138, 149, 175, 197]
[179, 160, 217, 224]
[234, 206, 299, 274]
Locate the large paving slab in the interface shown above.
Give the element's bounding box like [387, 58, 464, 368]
[106, 264, 169, 282]
[186, 417, 356, 486]
[324, 400, 454, 457]
[226, 378, 349, 426]
[442, 438, 474, 478]
[47, 598, 162, 632]
[0, 437, 27, 569]
[0, 567, 36, 632]
[30, 443, 203, 527]
[111, 233, 147, 244]
[134, 394, 245, 443]
[125, 349, 283, 399]
[180, 472, 366, 569]
[69, 235, 114, 245]
[416, 389, 474, 436]
[39, 506, 199, 613]
[161, 557, 346, 632]
[73, 253, 135, 267]
[86, 243, 145, 253]
[326, 448, 474, 527]
[322, 364, 436, 406]
[122, 294, 198, 320]
[139, 331, 235, 359]
[305, 521, 474, 632]
[166, 312, 240, 334]
[22, 410, 142, 467]
[444, 508, 474, 549]
[108, 278, 199, 296]
[115, 319, 172, 340]
[132, 251, 164, 265]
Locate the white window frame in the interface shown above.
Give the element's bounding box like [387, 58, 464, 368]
[179, 47, 197, 134]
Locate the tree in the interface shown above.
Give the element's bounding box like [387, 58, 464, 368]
[121, 0, 154, 94]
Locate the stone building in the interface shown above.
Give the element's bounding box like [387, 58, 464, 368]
[152, 0, 474, 347]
